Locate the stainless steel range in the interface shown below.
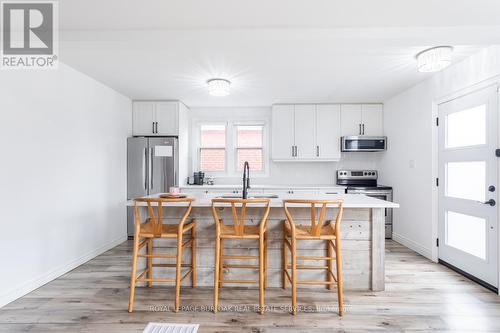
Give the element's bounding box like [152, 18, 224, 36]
[336, 170, 393, 239]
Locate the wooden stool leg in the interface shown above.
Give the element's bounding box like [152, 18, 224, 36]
[264, 233, 268, 289]
[174, 235, 183, 313]
[282, 226, 287, 289]
[259, 235, 265, 315]
[191, 223, 196, 288]
[327, 239, 333, 290]
[147, 239, 153, 288]
[335, 239, 344, 316]
[218, 239, 224, 288]
[213, 236, 220, 313]
[291, 237, 297, 315]
[128, 234, 140, 313]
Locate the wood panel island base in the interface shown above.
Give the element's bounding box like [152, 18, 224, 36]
[128, 194, 398, 292]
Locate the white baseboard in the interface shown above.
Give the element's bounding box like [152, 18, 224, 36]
[392, 232, 432, 260]
[0, 234, 127, 309]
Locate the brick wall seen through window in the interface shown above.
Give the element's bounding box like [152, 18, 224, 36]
[200, 125, 225, 172]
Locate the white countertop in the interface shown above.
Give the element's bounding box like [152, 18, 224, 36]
[127, 193, 399, 209]
[180, 184, 346, 189]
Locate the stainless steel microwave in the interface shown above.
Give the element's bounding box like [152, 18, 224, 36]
[341, 136, 387, 152]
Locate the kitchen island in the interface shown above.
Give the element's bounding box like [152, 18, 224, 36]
[128, 193, 398, 291]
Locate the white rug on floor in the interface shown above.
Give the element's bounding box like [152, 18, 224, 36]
[143, 322, 199, 333]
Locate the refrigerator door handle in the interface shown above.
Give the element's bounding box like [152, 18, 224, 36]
[149, 147, 154, 190]
[143, 148, 148, 190]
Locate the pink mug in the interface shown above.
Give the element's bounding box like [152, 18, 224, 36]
[169, 187, 180, 195]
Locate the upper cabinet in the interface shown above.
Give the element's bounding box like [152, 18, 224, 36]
[316, 104, 341, 159]
[340, 104, 384, 136]
[133, 101, 182, 136]
[294, 105, 316, 159]
[271, 104, 341, 161]
[271, 105, 295, 160]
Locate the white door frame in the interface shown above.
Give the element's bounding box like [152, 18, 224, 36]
[431, 75, 500, 294]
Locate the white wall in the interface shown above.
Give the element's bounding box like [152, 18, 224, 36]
[188, 107, 381, 185]
[0, 63, 131, 307]
[379, 45, 500, 259]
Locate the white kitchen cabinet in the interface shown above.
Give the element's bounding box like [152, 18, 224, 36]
[340, 104, 363, 136]
[317, 187, 345, 195]
[271, 105, 295, 159]
[271, 104, 341, 161]
[340, 104, 383, 136]
[361, 104, 383, 136]
[263, 189, 317, 196]
[132, 102, 156, 135]
[294, 105, 316, 159]
[316, 105, 341, 160]
[133, 101, 182, 136]
[155, 102, 179, 135]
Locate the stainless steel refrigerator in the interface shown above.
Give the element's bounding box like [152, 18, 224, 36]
[127, 137, 178, 236]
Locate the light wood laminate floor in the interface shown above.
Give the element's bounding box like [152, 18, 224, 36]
[1, 240, 499, 332]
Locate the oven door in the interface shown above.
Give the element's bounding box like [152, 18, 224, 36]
[347, 189, 393, 238]
[341, 136, 387, 152]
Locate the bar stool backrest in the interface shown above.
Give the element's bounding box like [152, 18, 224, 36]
[211, 198, 271, 236]
[133, 197, 193, 235]
[283, 199, 344, 237]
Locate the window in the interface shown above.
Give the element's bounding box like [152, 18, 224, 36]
[195, 121, 267, 176]
[236, 125, 264, 171]
[199, 124, 226, 172]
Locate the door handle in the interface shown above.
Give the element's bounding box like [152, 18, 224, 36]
[143, 148, 148, 190]
[149, 148, 154, 190]
[480, 199, 496, 206]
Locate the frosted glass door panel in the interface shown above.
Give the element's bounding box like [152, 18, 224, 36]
[446, 211, 486, 260]
[446, 161, 486, 201]
[446, 105, 486, 148]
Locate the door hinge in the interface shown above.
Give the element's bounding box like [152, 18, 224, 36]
[436, 178, 439, 187]
[436, 117, 439, 126]
[436, 238, 439, 247]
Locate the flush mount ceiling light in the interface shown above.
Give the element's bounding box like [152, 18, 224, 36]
[416, 46, 453, 73]
[207, 78, 231, 96]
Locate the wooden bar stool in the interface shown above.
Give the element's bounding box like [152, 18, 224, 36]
[282, 199, 344, 315]
[211, 198, 271, 314]
[128, 197, 196, 313]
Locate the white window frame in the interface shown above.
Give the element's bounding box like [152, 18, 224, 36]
[195, 121, 228, 176]
[233, 122, 268, 176]
[192, 119, 269, 178]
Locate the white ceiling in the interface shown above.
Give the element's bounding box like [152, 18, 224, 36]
[59, 0, 500, 106]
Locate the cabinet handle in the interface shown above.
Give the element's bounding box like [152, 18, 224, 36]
[152, 122, 155, 134]
[291, 146, 294, 157]
[316, 145, 319, 157]
[359, 124, 362, 135]
[295, 146, 298, 157]
[155, 122, 158, 134]
[362, 124, 365, 135]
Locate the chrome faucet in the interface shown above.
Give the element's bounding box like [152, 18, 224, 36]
[242, 161, 250, 199]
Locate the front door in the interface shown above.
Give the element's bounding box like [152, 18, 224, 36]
[438, 86, 498, 288]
